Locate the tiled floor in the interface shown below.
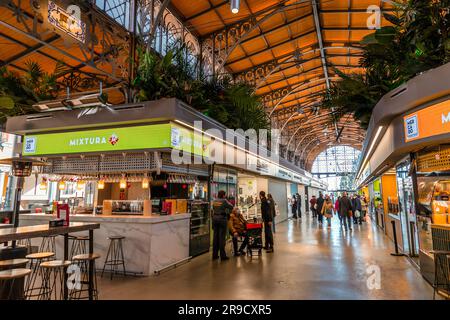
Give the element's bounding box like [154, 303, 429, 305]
[98, 214, 434, 300]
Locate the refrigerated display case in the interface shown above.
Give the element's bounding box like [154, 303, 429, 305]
[189, 201, 210, 257]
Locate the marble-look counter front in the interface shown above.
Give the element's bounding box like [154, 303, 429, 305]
[19, 213, 191, 276]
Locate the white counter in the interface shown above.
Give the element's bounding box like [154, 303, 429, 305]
[19, 213, 191, 276]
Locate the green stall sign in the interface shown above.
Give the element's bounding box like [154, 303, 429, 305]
[22, 123, 210, 157]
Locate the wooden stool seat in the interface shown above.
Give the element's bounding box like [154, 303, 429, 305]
[0, 268, 31, 280]
[26, 252, 55, 260]
[74, 236, 90, 240]
[40, 260, 72, 269]
[108, 235, 125, 240]
[72, 253, 100, 261]
[0, 259, 29, 269]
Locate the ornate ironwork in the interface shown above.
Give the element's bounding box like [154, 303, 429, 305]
[1, 0, 131, 84]
[200, 0, 303, 77]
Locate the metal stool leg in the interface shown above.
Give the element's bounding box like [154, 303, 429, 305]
[119, 239, 126, 277]
[101, 241, 112, 278]
[25, 260, 43, 299]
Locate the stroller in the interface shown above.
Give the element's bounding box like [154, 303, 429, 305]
[245, 222, 263, 256]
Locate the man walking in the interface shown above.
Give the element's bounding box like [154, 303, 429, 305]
[339, 192, 353, 231]
[260, 191, 274, 252]
[212, 190, 233, 260]
[296, 193, 302, 219]
[353, 195, 363, 225]
[316, 192, 325, 225]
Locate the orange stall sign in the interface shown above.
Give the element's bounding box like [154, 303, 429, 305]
[404, 99, 450, 142]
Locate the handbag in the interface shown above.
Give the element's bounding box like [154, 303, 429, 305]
[355, 210, 361, 218]
[348, 210, 353, 217]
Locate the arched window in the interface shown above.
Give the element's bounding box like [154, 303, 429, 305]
[311, 146, 361, 191]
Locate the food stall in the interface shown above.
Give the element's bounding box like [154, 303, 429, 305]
[5, 101, 214, 275]
[354, 62, 450, 284]
[5, 97, 325, 274]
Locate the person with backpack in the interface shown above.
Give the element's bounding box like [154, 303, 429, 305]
[212, 190, 233, 261]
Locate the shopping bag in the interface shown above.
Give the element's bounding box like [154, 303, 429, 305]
[355, 210, 361, 218]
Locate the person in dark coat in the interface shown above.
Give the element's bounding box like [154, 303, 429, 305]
[339, 192, 353, 231]
[212, 190, 233, 260]
[260, 191, 274, 252]
[353, 195, 363, 225]
[296, 193, 302, 219]
[291, 195, 298, 219]
[316, 192, 325, 225]
[267, 194, 277, 233]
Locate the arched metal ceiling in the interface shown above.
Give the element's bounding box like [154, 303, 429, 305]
[170, 0, 393, 165]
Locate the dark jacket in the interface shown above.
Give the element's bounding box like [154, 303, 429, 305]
[353, 197, 362, 211]
[316, 196, 325, 214]
[212, 198, 233, 221]
[261, 197, 272, 222]
[339, 196, 353, 217]
[291, 199, 298, 213]
[268, 199, 276, 218]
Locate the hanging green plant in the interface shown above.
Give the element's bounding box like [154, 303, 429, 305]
[320, 0, 450, 128]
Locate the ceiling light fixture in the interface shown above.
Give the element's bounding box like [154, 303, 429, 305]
[231, 0, 240, 14]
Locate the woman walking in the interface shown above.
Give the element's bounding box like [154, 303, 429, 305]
[321, 195, 334, 228]
[334, 196, 341, 226]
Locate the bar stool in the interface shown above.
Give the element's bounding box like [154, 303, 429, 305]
[0, 269, 32, 300]
[70, 235, 89, 259]
[0, 258, 29, 271]
[39, 236, 57, 254]
[38, 260, 71, 300]
[102, 236, 126, 280]
[25, 252, 55, 299]
[70, 253, 100, 300]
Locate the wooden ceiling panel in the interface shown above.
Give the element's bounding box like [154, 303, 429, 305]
[321, 13, 348, 27]
[237, 37, 270, 58]
[170, 0, 213, 19]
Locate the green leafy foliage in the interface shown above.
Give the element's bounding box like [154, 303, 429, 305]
[0, 61, 66, 123]
[322, 0, 450, 129]
[133, 44, 270, 132]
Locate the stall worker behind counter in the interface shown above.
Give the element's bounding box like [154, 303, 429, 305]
[212, 190, 234, 261]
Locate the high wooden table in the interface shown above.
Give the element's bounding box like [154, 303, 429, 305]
[0, 222, 100, 300]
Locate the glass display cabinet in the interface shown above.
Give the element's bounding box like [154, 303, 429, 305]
[189, 201, 210, 257]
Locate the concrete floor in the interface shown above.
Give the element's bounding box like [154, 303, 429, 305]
[98, 214, 434, 300]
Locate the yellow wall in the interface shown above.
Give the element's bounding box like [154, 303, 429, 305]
[381, 174, 397, 215]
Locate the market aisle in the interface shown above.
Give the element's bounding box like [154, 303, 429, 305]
[98, 213, 434, 300]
